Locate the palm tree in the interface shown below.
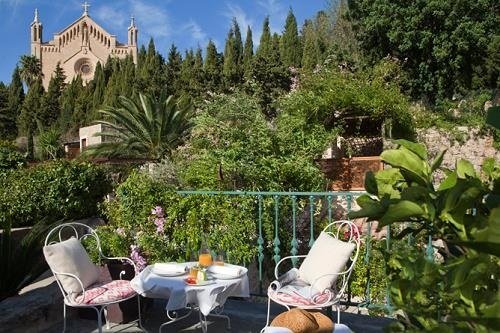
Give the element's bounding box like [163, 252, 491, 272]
[19, 55, 43, 88]
[84, 93, 194, 160]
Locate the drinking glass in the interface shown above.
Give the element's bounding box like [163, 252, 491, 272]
[214, 252, 225, 266]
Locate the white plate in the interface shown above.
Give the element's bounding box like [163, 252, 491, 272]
[151, 264, 187, 277]
[207, 266, 248, 280]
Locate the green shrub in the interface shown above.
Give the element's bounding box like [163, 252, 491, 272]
[0, 141, 26, 171]
[100, 171, 257, 265]
[280, 65, 415, 140]
[0, 160, 111, 228]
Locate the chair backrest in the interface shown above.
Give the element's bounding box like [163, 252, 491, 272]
[321, 220, 360, 294]
[44, 222, 103, 301]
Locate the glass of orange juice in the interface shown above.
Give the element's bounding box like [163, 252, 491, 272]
[198, 252, 213, 267]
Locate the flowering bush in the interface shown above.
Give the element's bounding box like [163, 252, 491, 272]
[93, 171, 257, 271]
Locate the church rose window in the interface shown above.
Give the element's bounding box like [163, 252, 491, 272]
[74, 58, 93, 77]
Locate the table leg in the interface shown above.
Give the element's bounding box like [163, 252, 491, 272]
[159, 306, 193, 333]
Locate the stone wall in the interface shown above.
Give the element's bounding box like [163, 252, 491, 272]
[417, 127, 499, 181]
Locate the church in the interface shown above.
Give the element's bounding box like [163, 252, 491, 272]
[31, 2, 138, 89]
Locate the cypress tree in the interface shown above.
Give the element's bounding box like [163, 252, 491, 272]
[223, 28, 238, 87]
[19, 78, 44, 159]
[301, 20, 320, 71]
[232, 18, 243, 65]
[192, 47, 204, 95]
[205, 39, 222, 92]
[180, 49, 195, 94]
[3, 67, 24, 140]
[256, 16, 272, 58]
[92, 62, 105, 111]
[0, 83, 9, 139]
[40, 62, 66, 129]
[314, 10, 331, 61]
[59, 76, 83, 136]
[243, 26, 254, 80]
[280, 9, 301, 68]
[165, 43, 182, 96]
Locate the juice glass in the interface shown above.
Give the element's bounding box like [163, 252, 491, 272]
[198, 253, 213, 268]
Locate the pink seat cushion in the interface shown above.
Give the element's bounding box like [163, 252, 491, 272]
[75, 280, 136, 305]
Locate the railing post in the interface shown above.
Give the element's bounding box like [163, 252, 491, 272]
[273, 195, 281, 265]
[327, 195, 333, 225]
[290, 196, 298, 267]
[309, 195, 315, 248]
[257, 195, 264, 294]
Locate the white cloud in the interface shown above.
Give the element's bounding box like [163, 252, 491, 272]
[257, 0, 287, 34]
[182, 19, 207, 45]
[223, 3, 254, 32]
[94, 5, 128, 32]
[130, 0, 171, 39]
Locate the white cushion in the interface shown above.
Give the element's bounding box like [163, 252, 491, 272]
[43, 237, 100, 294]
[299, 231, 355, 292]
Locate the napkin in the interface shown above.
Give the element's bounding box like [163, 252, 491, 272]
[208, 265, 243, 278]
[152, 263, 187, 275]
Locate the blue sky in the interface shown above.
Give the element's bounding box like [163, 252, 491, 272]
[0, 0, 328, 84]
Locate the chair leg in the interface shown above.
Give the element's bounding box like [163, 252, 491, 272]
[265, 297, 272, 327]
[62, 303, 67, 333]
[336, 304, 341, 324]
[104, 306, 110, 330]
[94, 307, 103, 333]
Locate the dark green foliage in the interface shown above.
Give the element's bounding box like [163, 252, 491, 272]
[0, 141, 26, 170]
[204, 40, 223, 92]
[2, 67, 24, 140]
[256, 16, 272, 58]
[40, 63, 66, 129]
[165, 44, 182, 96]
[223, 19, 244, 87]
[0, 217, 60, 300]
[98, 171, 257, 264]
[281, 62, 415, 139]
[0, 160, 111, 228]
[348, 0, 500, 101]
[19, 79, 44, 160]
[301, 20, 320, 71]
[58, 76, 84, 136]
[349, 142, 500, 332]
[0, 83, 9, 139]
[251, 22, 291, 118]
[280, 9, 301, 68]
[84, 93, 194, 160]
[178, 92, 327, 191]
[243, 26, 254, 80]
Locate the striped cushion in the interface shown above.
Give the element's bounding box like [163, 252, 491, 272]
[75, 280, 136, 305]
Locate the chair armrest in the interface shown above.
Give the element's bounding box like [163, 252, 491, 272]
[52, 270, 86, 301]
[274, 255, 307, 279]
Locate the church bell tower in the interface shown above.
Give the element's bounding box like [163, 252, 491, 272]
[127, 16, 138, 62]
[30, 9, 43, 57]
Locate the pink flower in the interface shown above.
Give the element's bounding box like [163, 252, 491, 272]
[154, 217, 165, 234]
[152, 206, 164, 218]
[130, 245, 147, 272]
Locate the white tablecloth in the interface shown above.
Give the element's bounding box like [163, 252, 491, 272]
[130, 263, 250, 316]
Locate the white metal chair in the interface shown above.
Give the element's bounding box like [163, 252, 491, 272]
[264, 220, 360, 328]
[43, 222, 143, 332]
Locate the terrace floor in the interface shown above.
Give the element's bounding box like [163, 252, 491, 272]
[40, 298, 394, 333]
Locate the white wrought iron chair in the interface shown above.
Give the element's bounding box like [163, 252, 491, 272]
[43, 222, 143, 333]
[264, 220, 360, 329]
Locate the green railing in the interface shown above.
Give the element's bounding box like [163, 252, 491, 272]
[177, 190, 382, 308]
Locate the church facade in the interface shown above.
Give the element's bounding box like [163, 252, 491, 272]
[31, 3, 138, 88]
